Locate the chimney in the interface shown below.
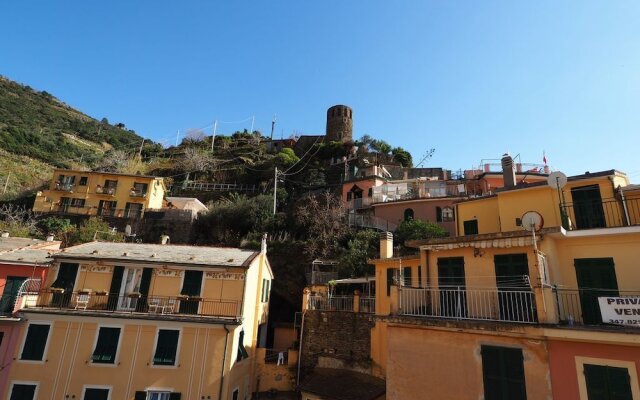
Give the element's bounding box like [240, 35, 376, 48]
[380, 232, 394, 259]
[160, 234, 170, 245]
[261, 233, 268, 254]
[501, 153, 516, 188]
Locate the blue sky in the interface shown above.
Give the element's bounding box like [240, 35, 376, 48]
[1, 1, 639, 178]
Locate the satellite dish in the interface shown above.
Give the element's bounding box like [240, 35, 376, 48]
[521, 211, 544, 232]
[547, 171, 568, 189]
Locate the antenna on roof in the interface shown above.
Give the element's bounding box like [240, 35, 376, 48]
[270, 115, 277, 140]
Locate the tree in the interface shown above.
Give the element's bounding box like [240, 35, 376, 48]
[182, 147, 212, 173]
[294, 192, 350, 259]
[339, 229, 379, 278]
[392, 147, 413, 168]
[370, 139, 392, 155]
[66, 217, 124, 246]
[395, 219, 447, 246]
[38, 216, 73, 238]
[274, 148, 300, 169]
[98, 149, 130, 172]
[0, 204, 40, 237]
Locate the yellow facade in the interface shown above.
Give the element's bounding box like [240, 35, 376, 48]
[6, 242, 274, 400]
[33, 169, 165, 217]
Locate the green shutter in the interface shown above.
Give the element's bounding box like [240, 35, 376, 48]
[92, 327, 120, 363]
[403, 267, 412, 287]
[585, 364, 632, 400]
[153, 329, 179, 365]
[169, 393, 182, 400]
[21, 324, 50, 361]
[134, 392, 147, 400]
[481, 345, 527, 400]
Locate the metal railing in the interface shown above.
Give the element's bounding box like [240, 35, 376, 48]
[306, 271, 338, 285]
[359, 296, 376, 313]
[399, 286, 538, 323]
[180, 182, 257, 193]
[347, 214, 397, 232]
[345, 198, 373, 210]
[53, 183, 74, 192]
[264, 349, 289, 365]
[554, 288, 640, 325]
[23, 291, 241, 319]
[47, 206, 145, 219]
[308, 295, 354, 312]
[129, 190, 147, 198]
[561, 197, 640, 230]
[96, 186, 117, 195]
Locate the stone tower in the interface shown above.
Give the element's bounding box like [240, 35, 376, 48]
[325, 105, 353, 142]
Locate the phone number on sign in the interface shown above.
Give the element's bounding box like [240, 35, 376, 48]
[608, 319, 640, 325]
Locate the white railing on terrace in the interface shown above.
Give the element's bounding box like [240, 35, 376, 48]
[359, 296, 376, 314]
[308, 295, 354, 312]
[347, 214, 397, 232]
[400, 286, 538, 324]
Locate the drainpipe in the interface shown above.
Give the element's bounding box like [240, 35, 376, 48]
[296, 310, 306, 387]
[618, 186, 631, 226]
[219, 325, 230, 400]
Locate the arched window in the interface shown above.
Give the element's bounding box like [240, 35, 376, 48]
[442, 207, 455, 222]
[404, 208, 414, 221]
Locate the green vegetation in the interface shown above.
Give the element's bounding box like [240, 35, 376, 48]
[394, 219, 448, 245]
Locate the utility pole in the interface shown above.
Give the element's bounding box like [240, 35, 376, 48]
[211, 120, 218, 153]
[2, 172, 10, 195]
[273, 167, 278, 215]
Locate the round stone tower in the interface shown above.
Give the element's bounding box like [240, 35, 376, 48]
[326, 105, 353, 142]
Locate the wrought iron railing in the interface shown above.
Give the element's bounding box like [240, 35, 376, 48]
[560, 197, 640, 230]
[359, 296, 376, 313]
[308, 295, 354, 312]
[264, 349, 289, 365]
[47, 206, 145, 219]
[553, 288, 640, 326]
[23, 291, 241, 319]
[399, 286, 538, 323]
[96, 186, 117, 195]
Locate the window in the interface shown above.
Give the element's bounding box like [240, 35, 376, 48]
[124, 203, 143, 218]
[404, 208, 414, 221]
[70, 198, 86, 207]
[9, 383, 37, 400]
[584, 364, 633, 399]
[97, 200, 118, 217]
[481, 345, 527, 400]
[261, 279, 271, 303]
[134, 392, 181, 400]
[132, 182, 148, 196]
[79, 177, 88, 186]
[232, 388, 239, 400]
[104, 180, 118, 189]
[403, 267, 412, 287]
[91, 327, 121, 364]
[237, 330, 249, 362]
[442, 207, 454, 222]
[153, 329, 179, 366]
[368, 188, 373, 197]
[346, 192, 352, 201]
[21, 324, 50, 361]
[83, 388, 110, 400]
[463, 219, 478, 235]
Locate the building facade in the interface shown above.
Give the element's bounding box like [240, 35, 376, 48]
[5, 241, 273, 400]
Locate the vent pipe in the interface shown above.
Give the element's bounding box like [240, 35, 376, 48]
[501, 153, 517, 188]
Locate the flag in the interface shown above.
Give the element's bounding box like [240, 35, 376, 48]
[543, 151, 547, 165]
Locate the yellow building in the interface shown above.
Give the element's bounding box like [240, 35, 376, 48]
[6, 240, 273, 400]
[365, 168, 640, 399]
[33, 169, 166, 218]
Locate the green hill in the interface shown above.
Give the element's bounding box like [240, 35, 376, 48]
[0, 75, 147, 199]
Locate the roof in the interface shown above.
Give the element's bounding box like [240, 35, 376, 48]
[333, 277, 376, 284]
[0, 237, 44, 252]
[300, 368, 386, 400]
[407, 227, 562, 248]
[54, 242, 260, 268]
[53, 168, 162, 180]
[0, 248, 57, 265]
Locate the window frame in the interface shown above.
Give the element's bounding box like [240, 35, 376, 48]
[18, 321, 52, 363]
[575, 356, 640, 400]
[8, 381, 39, 400]
[151, 328, 182, 368]
[82, 385, 112, 400]
[90, 325, 123, 366]
[78, 177, 88, 186]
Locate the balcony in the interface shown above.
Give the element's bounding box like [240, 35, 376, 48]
[129, 190, 147, 198]
[560, 197, 640, 230]
[48, 206, 144, 219]
[307, 294, 376, 314]
[22, 291, 241, 321]
[371, 181, 462, 205]
[96, 186, 117, 196]
[554, 288, 640, 326]
[347, 214, 397, 232]
[399, 286, 538, 324]
[345, 197, 373, 210]
[53, 183, 74, 192]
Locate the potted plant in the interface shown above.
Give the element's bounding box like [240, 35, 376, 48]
[126, 292, 142, 299]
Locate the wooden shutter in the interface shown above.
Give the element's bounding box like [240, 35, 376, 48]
[154, 329, 179, 365]
[463, 220, 478, 235]
[134, 392, 147, 400]
[107, 266, 124, 311]
[21, 324, 50, 360]
[585, 364, 632, 400]
[481, 345, 527, 400]
[92, 327, 120, 363]
[403, 267, 412, 287]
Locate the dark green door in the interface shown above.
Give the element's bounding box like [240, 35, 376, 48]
[51, 262, 79, 307]
[584, 364, 632, 400]
[571, 185, 606, 229]
[1, 276, 27, 313]
[575, 258, 618, 324]
[179, 270, 203, 314]
[494, 254, 537, 322]
[438, 257, 466, 318]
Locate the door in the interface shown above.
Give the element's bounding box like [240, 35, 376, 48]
[575, 258, 618, 324]
[118, 268, 143, 310]
[494, 254, 536, 322]
[438, 257, 466, 318]
[98, 200, 117, 217]
[60, 197, 71, 213]
[51, 263, 79, 307]
[571, 185, 606, 229]
[1, 276, 27, 313]
[179, 270, 203, 314]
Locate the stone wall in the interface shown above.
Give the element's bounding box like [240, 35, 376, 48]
[300, 310, 375, 375]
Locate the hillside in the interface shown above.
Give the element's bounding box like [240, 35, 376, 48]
[0, 75, 146, 198]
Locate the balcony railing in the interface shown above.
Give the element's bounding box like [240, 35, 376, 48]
[399, 286, 538, 324]
[96, 186, 117, 195]
[347, 214, 397, 232]
[47, 206, 144, 219]
[359, 296, 376, 313]
[307, 294, 375, 314]
[345, 197, 373, 210]
[561, 197, 640, 230]
[264, 349, 289, 365]
[371, 181, 462, 204]
[129, 190, 147, 198]
[23, 291, 241, 320]
[554, 288, 640, 326]
[306, 271, 338, 286]
[53, 183, 74, 192]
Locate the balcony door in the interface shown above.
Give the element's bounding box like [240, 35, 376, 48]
[494, 254, 537, 322]
[575, 258, 618, 324]
[118, 268, 143, 310]
[1, 276, 27, 313]
[438, 257, 467, 318]
[571, 185, 606, 229]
